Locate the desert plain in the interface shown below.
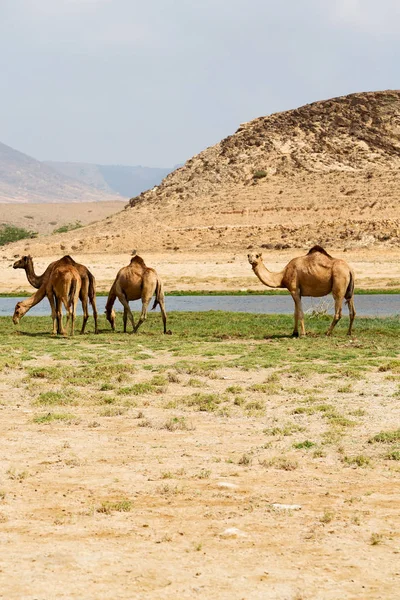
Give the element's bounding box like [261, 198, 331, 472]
[1, 90, 400, 599]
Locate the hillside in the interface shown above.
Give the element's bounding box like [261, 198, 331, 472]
[0, 142, 121, 204]
[44, 162, 174, 198]
[5, 90, 400, 256]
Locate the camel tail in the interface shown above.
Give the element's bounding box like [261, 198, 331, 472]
[152, 278, 164, 311]
[68, 278, 77, 308]
[87, 270, 96, 305]
[345, 271, 355, 302]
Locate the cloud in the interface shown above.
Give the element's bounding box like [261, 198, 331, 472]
[330, 0, 400, 35]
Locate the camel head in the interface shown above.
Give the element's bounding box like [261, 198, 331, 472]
[105, 308, 116, 331]
[12, 301, 28, 324]
[247, 252, 263, 268]
[13, 255, 31, 269]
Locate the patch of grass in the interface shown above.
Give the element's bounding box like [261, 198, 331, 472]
[96, 499, 132, 514]
[343, 455, 371, 467]
[7, 468, 28, 481]
[338, 384, 353, 393]
[196, 469, 211, 479]
[226, 385, 243, 394]
[238, 453, 252, 466]
[260, 456, 298, 471]
[162, 416, 192, 431]
[369, 429, 400, 444]
[293, 440, 315, 450]
[385, 449, 400, 461]
[53, 221, 82, 234]
[245, 400, 265, 412]
[187, 378, 204, 388]
[33, 412, 78, 424]
[184, 392, 221, 412]
[320, 510, 334, 524]
[264, 423, 304, 437]
[99, 407, 127, 417]
[248, 383, 279, 394]
[34, 390, 77, 406]
[370, 532, 384, 546]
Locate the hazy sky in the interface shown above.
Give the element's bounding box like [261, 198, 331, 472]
[0, 0, 399, 166]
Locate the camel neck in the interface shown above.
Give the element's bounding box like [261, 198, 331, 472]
[252, 262, 284, 289]
[25, 259, 44, 289]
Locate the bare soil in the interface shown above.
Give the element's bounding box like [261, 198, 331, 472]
[0, 322, 399, 599]
[1, 248, 400, 294]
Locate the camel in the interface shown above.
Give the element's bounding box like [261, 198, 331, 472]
[13, 255, 98, 333]
[105, 255, 171, 334]
[13, 261, 81, 336]
[248, 246, 356, 337]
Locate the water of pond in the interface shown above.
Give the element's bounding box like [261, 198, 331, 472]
[0, 295, 399, 317]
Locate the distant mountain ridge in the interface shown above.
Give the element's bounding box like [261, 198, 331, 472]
[0, 141, 122, 204]
[0, 140, 175, 204]
[44, 162, 175, 198]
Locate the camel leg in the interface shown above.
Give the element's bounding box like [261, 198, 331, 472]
[48, 293, 58, 335]
[117, 294, 135, 332]
[80, 296, 89, 335]
[70, 300, 77, 337]
[158, 296, 171, 335]
[123, 308, 128, 333]
[347, 297, 356, 336]
[56, 297, 66, 336]
[134, 296, 151, 334]
[326, 294, 343, 336]
[290, 292, 305, 337]
[91, 297, 99, 335]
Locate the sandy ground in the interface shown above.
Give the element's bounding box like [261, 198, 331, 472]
[0, 201, 125, 235]
[0, 331, 399, 599]
[1, 248, 400, 294]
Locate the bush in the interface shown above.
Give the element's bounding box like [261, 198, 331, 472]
[0, 224, 37, 246]
[253, 170, 267, 179]
[53, 221, 82, 234]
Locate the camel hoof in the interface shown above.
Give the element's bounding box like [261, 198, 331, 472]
[164, 330, 172, 335]
[291, 332, 299, 338]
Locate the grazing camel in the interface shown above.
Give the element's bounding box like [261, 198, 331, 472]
[248, 246, 356, 337]
[13, 255, 98, 333]
[105, 255, 171, 334]
[13, 262, 81, 336]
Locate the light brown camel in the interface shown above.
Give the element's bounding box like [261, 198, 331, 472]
[13, 261, 81, 336]
[105, 255, 171, 334]
[13, 255, 98, 333]
[248, 245, 356, 337]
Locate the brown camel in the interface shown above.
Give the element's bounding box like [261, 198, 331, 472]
[13, 261, 81, 336]
[105, 255, 171, 334]
[248, 246, 356, 337]
[13, 255, 98, 333]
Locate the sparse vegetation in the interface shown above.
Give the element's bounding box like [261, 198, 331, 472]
[52, 221, 82, 234]
[0, 224, 37, 246]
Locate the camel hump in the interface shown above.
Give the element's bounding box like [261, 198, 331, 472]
[57, 255, 76, 266]
[130, 255, 147, 268]
[307, 245, 332, 258]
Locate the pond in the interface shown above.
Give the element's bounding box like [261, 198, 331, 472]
[1, 294, 399, 317]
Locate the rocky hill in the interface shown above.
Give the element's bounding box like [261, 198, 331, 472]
[0, 142, 121, 203]
[6, 90, 400, 255]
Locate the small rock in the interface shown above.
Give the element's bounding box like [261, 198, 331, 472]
[217, 482, 239, 490]
[271, 503, 302, 511]
[220, 527, 246, 538]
